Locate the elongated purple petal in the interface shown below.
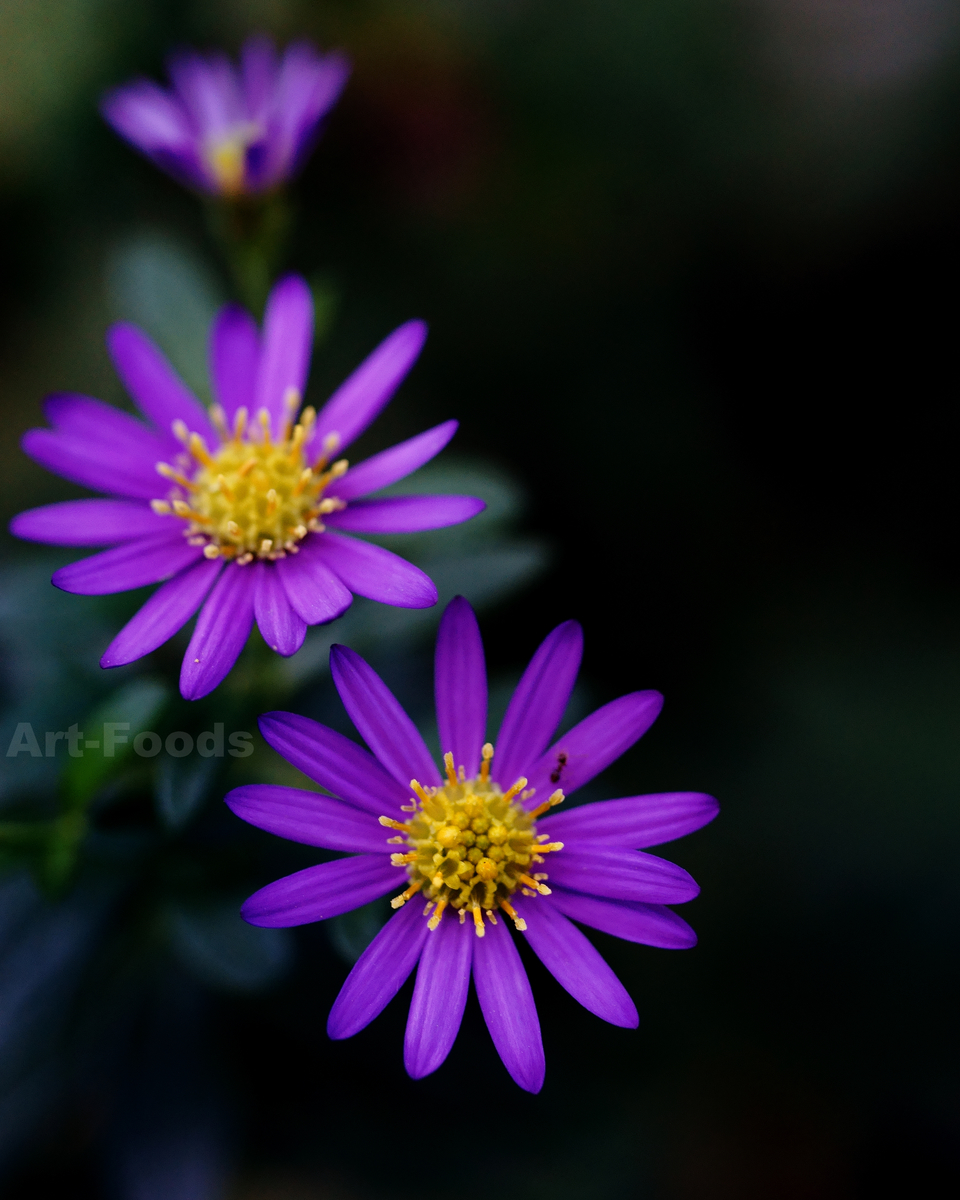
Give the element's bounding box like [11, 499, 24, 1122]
[524, 691, 664, 803]
[404, 914, 473, 1079]
[548, 887, 697, 949]
[107, 323, 216, 442]
[10, 500, 169, 547]
[168, 50, 242, 139]
[101, 556, 222, 668]
[325, 494, 485, 534]
[327, 897, 428, 1039]
[276, 541, 352, 626]
[516, 896, 637, 1028]
[210, 303, 259, 421]
[541, 792, 719, 850]
[330, 645, 441, 788]
[254, 275, 313, 432]
[258, 711, 410, 816]
[241, 35, 278, 121]
[332, 420, 459, 500]
[253, 561, 307, 656]
[545, 845, 699, 905]
[51, 534, 202, 596]
[179, 563, 255, 700]
[242, 854, 398, 928]
[315, 532, 437, 609]
[312, 321, 428, 453]
[22, 430, 165, 500]
[494, 621, 583, 790]
[434, 596, 487, 779]
[44, 392, 172, 455]
[225, 784, 388, 854]
[473, 916, 544, 1093]
[101, 80, 194, 152]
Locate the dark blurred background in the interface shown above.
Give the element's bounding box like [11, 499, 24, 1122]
[2, 1, 959, 1197]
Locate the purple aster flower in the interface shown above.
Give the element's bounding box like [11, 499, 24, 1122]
[228, 597, 717, 1092]
[11, 275, 484, 700]
[101, 36, 350, 197]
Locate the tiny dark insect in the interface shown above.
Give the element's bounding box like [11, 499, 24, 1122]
[550, 751, 568, 784]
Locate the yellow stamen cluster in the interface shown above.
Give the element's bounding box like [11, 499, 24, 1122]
[379, 744, 565, 938]
[151, 393, 348, 563]
[206, 124, 262, 196]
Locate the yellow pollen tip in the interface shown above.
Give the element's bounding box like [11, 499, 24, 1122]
[410, 780, 431, 805]
[150, 500, 172, 515]
[472, 906, 485, 937]
[209, 404, 228, 438]
[427, 898, 448, 931]
[502, 776, 529, 804]
[156, 463, 195, 490]
[203, 544, 220, 559]
[519, 874, 551, 895]
[172, 418, 190, 444]
[188, 433, 215, 468]
[529, 789, 565, 820]
[480, 742, 494, 781]
[233, 407, 248, 440]
[500, 900, 527, 931]
[257, 408, 272, 443]
[443, 752, 458, 787]
[379, 816, 411, 832]
[390, 879, 423, 909]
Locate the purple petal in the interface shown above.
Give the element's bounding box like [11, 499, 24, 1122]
[253, 275, 313, 433]
[541, 792, 719, 849]
[225, 784, 388, 854]
[107, 323, 216, 443]
[332, 420, 459, 500]
[240, 35, 278, 122]
[494, 621, 584, 791]
[434, 596, 487, 779]
[325, 494, 485, 534]
[473, 916, 544, 1094]
[168, 50, 242, 139]
[268, 46, 350, 184]
[548, 887, 697, 950]
[242, 854, 398, 928]
[516, 895, 637, 1028]
[210, 303, 259, 422]
[101, 556, 222, 668]
[315, 532, 437, 609]
[100, 82, 206, 188]
[51, 534, 202, 596]
[253, 561, 306, 656]
[545, 845, 699, 905]
[330, 645, 441, 789]
[179, 563, 255, 700]
[524, 691, 664, 804]
[327, 897, 428, 1040]
[44, 392, 172, 455]
[404, 914, 473, 1079]
[22, 430, 163, 500]
[10, 499, 169, 547]
[312, 321, 428, 454]
[258, 711, 410, 816]
[276, 540, 352, 626]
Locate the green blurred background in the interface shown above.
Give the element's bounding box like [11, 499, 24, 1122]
[1, 1, 959, 1196]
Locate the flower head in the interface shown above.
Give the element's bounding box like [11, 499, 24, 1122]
[228, 597, 718, 1092]
[102, 36, 350, 197]
[11, 276, 484, 700]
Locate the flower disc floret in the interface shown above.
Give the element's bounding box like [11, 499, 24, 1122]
[380, 745, 565, 937]
[152, 396, 348, 563]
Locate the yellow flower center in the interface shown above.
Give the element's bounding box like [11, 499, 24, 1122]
[205, 124, 261, 196]
[151, 394, 348, 563]
[379, 744, 565, 937]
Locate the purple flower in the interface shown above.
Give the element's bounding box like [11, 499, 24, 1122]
[101, 36, 350, 197]
[228, 597, 717, 1092]
[11, 276, 484, 700]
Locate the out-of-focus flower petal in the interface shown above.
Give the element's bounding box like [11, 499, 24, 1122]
[254, 275, 313, 433]
[167, 49, 243, 139]
[332, 420, 459, 500]
[546, 845, 699, 905]
[276, 540, 352, 626]
[107, 323, 216, 443]
[257, 711, 410, 816]
[253, 561, 307, 656]
[473, 917, 545, 1094]
[524, 691, 664, 802]
[210, 303, 259, 422]
[325, 495, 485, 534]
[517, 895, 638, 1028]
[101, 556, 222, 668]
[548, 887, 698, 950]
[100, 81, 206, 187]
[225, 784, 389, 854]
[316, 532, 437, 609]
[242, 855, 399, 927]
[327, 899, 428, 1040]
[494, 620, 583, 790]
[404, 916, 473, 1079]
[179, 564, 255, 700]
[21, 429, 162, 500]
[10, 499, 169, 547]
[241, 35, 279, 123]
[434, 595, 487, 779]
[51, 534, 202, 596]
[330, 645, 441, 789]
[312, 321, 427, 453]
[541, 792, 719, 849]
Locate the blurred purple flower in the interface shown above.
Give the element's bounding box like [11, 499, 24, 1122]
[101, 36, 350, 197]
[11, 276, 483, 700]
[228, 597, 717, 1092]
